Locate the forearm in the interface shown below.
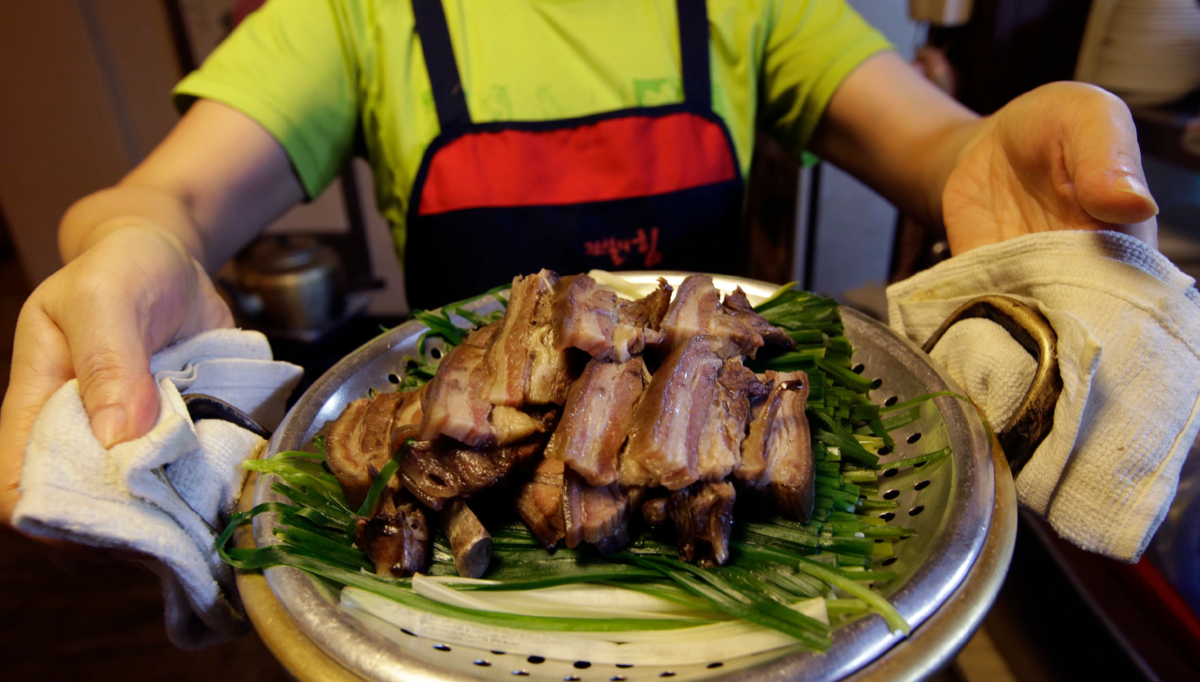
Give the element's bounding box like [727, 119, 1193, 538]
[59, 99, 306, 272]
[59, 184, 211, 269]
[810, 51, 982, 228]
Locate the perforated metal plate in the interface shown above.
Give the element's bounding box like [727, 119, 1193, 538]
[252, 272, 993, 682]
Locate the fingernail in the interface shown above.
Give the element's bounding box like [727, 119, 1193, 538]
[91, 405, 128, 448]
[1114, 174, 1160, 214]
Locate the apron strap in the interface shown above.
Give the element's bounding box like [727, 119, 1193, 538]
[676, 0, 712, 110]
[412, 0, 471, 131]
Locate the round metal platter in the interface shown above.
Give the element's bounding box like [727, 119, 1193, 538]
[252, 272, 996, 682]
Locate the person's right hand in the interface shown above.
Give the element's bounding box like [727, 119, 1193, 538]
[0, 224, 234, 526]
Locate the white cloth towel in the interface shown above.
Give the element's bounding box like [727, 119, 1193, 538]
[888, 231, 1200, 563]
[12, 329, 303, 648]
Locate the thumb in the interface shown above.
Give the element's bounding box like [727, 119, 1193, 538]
[1062, 85, 1160, 243]
[71, 325, 161, 449]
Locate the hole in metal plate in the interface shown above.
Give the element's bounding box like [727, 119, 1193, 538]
[574, 662, 592, 669]
[883, 490, 900, 500]
[909, 505, 926, 517]
[915, 479, 931, 491]
[880, 512, 896, 522]
[907, 432, 922, 444]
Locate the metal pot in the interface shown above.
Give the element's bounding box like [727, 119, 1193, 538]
[225, 236, 347, 332]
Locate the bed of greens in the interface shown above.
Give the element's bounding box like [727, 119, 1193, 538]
[217, 281, 959, 666]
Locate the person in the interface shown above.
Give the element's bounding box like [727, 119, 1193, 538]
[0, 0, 1159, 531]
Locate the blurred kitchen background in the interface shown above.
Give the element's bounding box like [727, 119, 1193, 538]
[1, 1, 1200, 681]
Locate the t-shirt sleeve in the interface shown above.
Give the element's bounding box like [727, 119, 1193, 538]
[173, 0, 360, 199]
[759, 0, 893, 156]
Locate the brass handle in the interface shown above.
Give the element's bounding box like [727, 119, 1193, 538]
[921, 295, 1062, 473]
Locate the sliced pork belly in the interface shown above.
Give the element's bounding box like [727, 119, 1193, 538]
[516, 458, 567, 550]
[419, 344, 494, 447]
[326, 391, 414, 509]
[545, 356, 648, 486]
[620, 335, 723, 490]
[439, 498, 492, 578]
[696, 359, 766, 481]
[399, 436, 544, 511]
[669, 481, 736, 568]
[659, 275, 794, 358]
[721, 288, 794, 349]
[480, 269, 572, 406]
[527, 277, 573, 405]
[659, 275, 721, 354]
[562, 468, 633, 554]
[553, 275, 672, 362]
[419, 341, 548, 448]
[356, 491, 430, 577]
[736, 370, 815, 522]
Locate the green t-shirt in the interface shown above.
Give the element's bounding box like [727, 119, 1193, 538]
[175, 0, 891, 259]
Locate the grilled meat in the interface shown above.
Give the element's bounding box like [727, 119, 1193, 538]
[516, 458, 567, 550]
[553, 275, 671, 362]
[325, 392, 415, 509]
[545, 356, 648, 486]
[696, 358, 766, 481]
[620, 335, 723, 490]
[399, 435, 545, 511]
[562, 468, 633, 554]
[356, 491, 430, 577]
[659, 275, 794, 358]
[737, 371, 815, 522]
[669, 481, 736, 568]
[482, 269, 572, 407]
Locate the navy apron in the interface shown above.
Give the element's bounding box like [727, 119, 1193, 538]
[405, 0, 744, 309]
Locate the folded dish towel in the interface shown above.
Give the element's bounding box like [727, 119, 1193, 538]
[12, 329, 303, 648]
[888, 230, 1200, 563]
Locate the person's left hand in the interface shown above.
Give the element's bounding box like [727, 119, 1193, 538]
[942, 81, 1159, 254]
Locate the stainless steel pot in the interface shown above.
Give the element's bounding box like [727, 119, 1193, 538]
[225, 235, 347, 332]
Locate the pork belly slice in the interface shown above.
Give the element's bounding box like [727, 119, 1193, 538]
[553, 275, 672, 362]
[620, 335, 723, 490]
[326, 391, 414, 510]
[419, 340, 547, 448]
[669, 481, 736, 568]
[516, 458, 567, 550]
[399, 436, 544, 511]
[659, 275, 794, 359]
[439, 498, 492, 578]
[562, 468, 634, 554]
[659, 275, 721, 353]
[356, 491, 430, 577]
[546, 356, 648, 486]
[721, 288, 794, 349]
[696, 359, 766, 481]
[419, 343, 494, 447]
[480, 269, 572, 407]
[736, 370, 815, 522]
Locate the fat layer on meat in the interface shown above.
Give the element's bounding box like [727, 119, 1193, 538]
[620, 335, 723, 490]
[659, 275, 794, 359]
[736, 370, 815, 521]
[696, 359, 766, 481]
[562, 468, 633, 554]
[439, 498, 492, 578]
[669, 481, 736, 568]
[516, 458, 567, 550]
[545, 356, 648, 486]
[356, 491, 431, 577]
[325, 391, 412, 510]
